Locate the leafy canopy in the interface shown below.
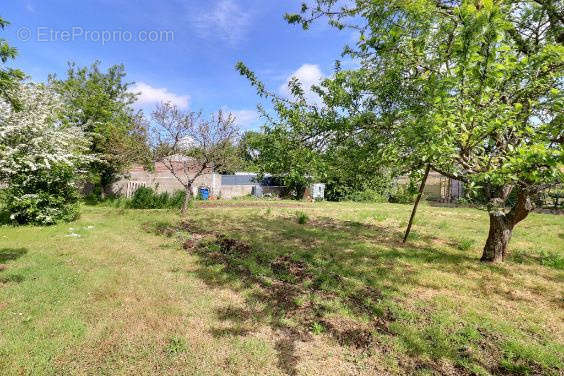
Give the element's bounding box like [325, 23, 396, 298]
[279, 0, 563, 202]
[49, 61, 149, 190]
[0, 17, 25, 110]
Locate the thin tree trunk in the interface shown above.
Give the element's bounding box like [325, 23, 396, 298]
[403, 164, 431, 243]
[181, 186, 192, 215]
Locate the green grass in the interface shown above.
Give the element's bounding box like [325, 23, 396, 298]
[0, 201, 562, 375]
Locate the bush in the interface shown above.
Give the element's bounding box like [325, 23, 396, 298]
[1, 166, 81, 225]
[128, 187, 186, 209]
[389, 186, 418, 204]
[343, 189, 388, 203]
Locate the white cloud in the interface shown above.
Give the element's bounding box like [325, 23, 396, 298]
[279, 64, 325, 105]
[193, 0, 251, 45]
[130, 82, 190, 109]
[224, 108, 260, 129]
[26, 3, 35, 12]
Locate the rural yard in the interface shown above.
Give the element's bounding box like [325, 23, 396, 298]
[1, 201, 562, 375]
[1, 1, 562, 375]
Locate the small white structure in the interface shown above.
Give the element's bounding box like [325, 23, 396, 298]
[311, 183, 326, 200]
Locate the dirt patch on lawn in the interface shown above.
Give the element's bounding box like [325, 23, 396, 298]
[270, 255, 311, 282]
[215, 235, 253, 256]
[321, 316, 375, 350]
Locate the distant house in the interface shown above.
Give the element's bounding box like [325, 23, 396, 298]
[397, 171, 464, 202]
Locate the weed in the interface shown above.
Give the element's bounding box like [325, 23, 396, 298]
[437, 221, 449, 230]
[510, 249, 527, 264]
[509, 249, 564, 270]
[373, 213, 387, 222]
[165, 336, 187, 355]
[296, 211, 308, 225]
[456, 238, 476, 251]
[407, 231, 421, 241]
[311, 322, 325, 335]
[537, 249, 564, 270]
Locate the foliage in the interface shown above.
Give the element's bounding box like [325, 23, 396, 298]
[233, 130, 262, 173]
[49, 61, 149, 194]
[342, 189, 388, 203]
[2, 166, 81, 225]
[388, 185, 419, 205]
[128, 187, 185, 209]
[240, 0, 563, 261]
[239, 124, 319, 199]
[0, 84, 92, 225]
[323, 140, 398, 201]
[0, 17, 25, 110]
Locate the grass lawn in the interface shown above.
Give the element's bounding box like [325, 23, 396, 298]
[0, 200, 562, 375]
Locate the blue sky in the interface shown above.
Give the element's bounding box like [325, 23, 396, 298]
[2, 0, 354, 129]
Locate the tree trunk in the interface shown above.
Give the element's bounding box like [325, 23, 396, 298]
[481, 213, 514, 262]
[480, 189, 535, 263]
[181, 187, 192, 215]
[403, 164, 431, 243]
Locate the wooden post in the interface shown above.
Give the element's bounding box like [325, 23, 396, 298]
[403, 164, 431, 243]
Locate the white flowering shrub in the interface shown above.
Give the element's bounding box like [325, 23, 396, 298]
[0, 84, 92, 225]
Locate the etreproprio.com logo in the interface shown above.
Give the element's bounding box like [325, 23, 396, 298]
[17, 26, 175, 45]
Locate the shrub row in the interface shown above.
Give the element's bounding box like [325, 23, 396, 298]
[128, 187, 186, 209]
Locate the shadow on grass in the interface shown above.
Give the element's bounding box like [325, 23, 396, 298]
[0, 248, 27, 284]
[147, 214, 518, 375]
[0, 248, 28, 263]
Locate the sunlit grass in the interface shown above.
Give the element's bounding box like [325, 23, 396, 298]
[0, 201, 562, 375]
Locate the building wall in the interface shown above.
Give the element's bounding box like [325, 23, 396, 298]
[220, 185, 254, 199]
[397, 171, 464, 201]
[111, 170, 222, 198]
[112, 165, 287, 200]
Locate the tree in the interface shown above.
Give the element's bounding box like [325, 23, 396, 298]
[0, 17, 25, 110]
[0, 84, 93, 224]
[150, 103, 240, 214]
[49, 61, 149, 197]
[243, 125, 320, 198]
[241, 0, 563, 262]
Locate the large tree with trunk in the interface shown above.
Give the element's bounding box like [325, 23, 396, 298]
[49, 61, 148, 197]
[240, 0, 563, 262]
[150, 103, 240, 214]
